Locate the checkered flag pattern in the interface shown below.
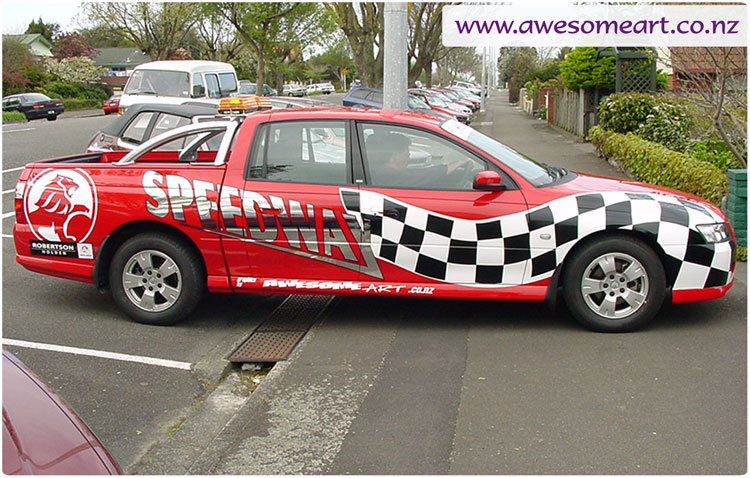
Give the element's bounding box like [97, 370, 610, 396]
[341, 189, 735, 290]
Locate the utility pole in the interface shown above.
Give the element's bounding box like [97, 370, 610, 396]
[480, 47, 487, 110]
[383, 2, 408, 109]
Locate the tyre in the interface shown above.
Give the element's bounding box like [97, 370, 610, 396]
[46, 113, 57, 121]
[109, 233, 205, 325]
[563, 235, 666, 332]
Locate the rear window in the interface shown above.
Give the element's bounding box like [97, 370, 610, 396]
[21, 93, 50, 102]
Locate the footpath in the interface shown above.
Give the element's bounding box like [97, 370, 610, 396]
[130, 91, 745, 475]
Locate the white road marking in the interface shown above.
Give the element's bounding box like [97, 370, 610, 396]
[2, 212, 15, 219]
[2, 166, 25, 174]
[2, 127, 35, 133]
[2, 234, 12, 239]
[3, 339, 193, 370]
[3, 189, 14, 195]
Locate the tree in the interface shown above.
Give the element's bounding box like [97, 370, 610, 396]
[559, 47, 616, 90]
[25, 17, 60, 42]
[497, 47, 539, 102]
[407, 3, 444, 87]
[2, 37, 47, 94]
[435, 48, 480, 85]
[668, 47, 747, 167]
[45, 56, 103, 83]
[208, 3, 298, 94]
[308, 39, 353, 88]
[186, 6, 245, 62]
[326, 3, 384, 87]
[52, 33, 99, 59]
[82, 3, 199, 60]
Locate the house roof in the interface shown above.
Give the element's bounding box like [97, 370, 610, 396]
[93, 47, 152, 68]
[4, 33, 53, 49]
[670, 47, 747, 74]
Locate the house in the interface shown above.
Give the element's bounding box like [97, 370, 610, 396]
[93, 47, 152, 87]
[667, 47, 747, 90]
[5, 34, 53, 57]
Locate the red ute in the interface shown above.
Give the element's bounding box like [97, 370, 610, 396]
[2, 351, 121, 475]
[12, 101, 736, 332]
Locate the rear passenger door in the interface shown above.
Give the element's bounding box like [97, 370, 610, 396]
[241, 120, 374, 286]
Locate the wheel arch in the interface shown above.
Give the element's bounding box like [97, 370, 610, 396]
[92, 221, 206, 291]
[558, 228, 676, 290]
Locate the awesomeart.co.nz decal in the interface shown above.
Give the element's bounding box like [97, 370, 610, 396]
[141, 170, 733, 291]
[24, 168, 98, 243]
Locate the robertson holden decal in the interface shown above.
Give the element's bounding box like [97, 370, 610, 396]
[24, 168, 98, 243]
[29, 240, 94, 259]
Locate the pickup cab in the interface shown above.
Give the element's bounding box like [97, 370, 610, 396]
[13, 98, 735, 331]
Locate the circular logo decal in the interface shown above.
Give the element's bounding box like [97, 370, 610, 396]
[24, 168, 98, 242]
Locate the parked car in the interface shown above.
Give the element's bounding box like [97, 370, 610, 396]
[13, 105, 736, 332]
[306, 82, 334, 95]
[2, 93, 64, 121]
[451, 80, 483, 97]
[3, 351, 121, 474]
[239, 81, 277, 97]
[120, 60, 238, 112]
[342, 86, 450, 119]
[282, 84, 306, 97]
[409, 89, 472, 124]
[86, 103, 220, 152]
[102, 94, 121, 115]
[435, 88, 479, 112]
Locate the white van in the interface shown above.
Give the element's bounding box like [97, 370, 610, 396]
[119, 60, 238, 112]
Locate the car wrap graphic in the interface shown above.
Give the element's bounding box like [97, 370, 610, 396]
[24, 168, 98, 243]
[141, 170, 733, 292]
[340, 188, 735, 291]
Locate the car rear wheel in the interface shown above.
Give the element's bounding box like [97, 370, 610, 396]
[109, 233, 204, 325]
[46, 114, 56, 121]
[563, 236, 666, 332]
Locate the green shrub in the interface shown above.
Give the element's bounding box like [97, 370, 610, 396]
[559, 47, 616, 90]
[598, 93, 692, 152]
[62, 98, 101, 111]
[3, 111, 26, 123]
[590, 126, 727, 206]
[690, 140, 742, 172]
[47, 81, 111, 102]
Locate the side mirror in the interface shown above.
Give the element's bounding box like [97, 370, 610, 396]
[192, 85, 206, 98]
[473, 170, 506, 191]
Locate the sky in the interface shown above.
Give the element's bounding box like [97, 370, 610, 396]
[2, 1, 85, 34]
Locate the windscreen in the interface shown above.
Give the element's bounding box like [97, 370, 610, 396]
[125, 70, 190, 97]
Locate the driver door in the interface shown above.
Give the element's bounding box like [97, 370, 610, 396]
[354, 122, 529, 286]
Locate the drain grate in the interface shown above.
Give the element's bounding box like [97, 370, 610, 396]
[226, 295, 334, 363]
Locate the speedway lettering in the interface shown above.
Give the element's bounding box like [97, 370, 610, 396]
[143, 171, 383, 278]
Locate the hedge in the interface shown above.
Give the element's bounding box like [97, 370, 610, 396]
[2, 111, 26, 123]
[62, 98, 101, 111]
[590, 126, 728, 206]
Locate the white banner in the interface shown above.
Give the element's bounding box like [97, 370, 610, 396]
[443, 4, 747, 47]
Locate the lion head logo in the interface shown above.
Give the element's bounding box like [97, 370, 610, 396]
[24, 169, 98, 242]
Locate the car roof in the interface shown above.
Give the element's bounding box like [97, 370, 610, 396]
[260, 106, 446, 128]
[100, 102, 219, 135]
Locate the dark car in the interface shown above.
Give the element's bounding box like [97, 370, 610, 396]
[102, 94, 121, 115]
[86, 102, 220, 152]
[2, 93, 64, 121]
[3, 351, 121, 474]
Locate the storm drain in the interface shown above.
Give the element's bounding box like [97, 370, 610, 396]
[226, 295, 335, 363]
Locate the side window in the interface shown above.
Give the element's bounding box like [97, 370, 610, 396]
[192, 73, 204, 97]
[151, 114, 192, 150]
[218, 73, 237, 95]
[360, 123, 487, 190]
[205, 74, 221, 99]
[248, 121, 348, 185]
[121, 112, 156, 144]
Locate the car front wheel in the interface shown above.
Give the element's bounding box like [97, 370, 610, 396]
[563, 236, 666, 332]
[109, 233, 205, 325]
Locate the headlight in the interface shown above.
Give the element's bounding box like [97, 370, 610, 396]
[697, 223, 731, 243]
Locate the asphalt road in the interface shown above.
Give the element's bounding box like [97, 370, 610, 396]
[2, 94, 746, 473]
